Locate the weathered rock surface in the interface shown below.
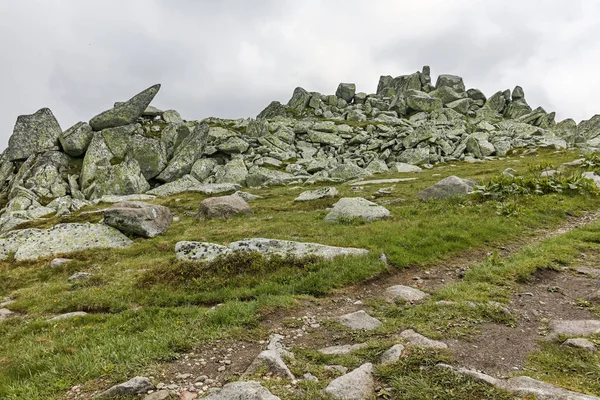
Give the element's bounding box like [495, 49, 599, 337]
[417, 176, 477, 200]
[384, 285, 430, 303]
[294, 187, 338, 201]
[319, 343, 368, 355]
[562, 338, 597, 352]
[198, 195, 252, 219]
[381, 344, 405, 364]
[203, 381, 280, 400]
[547, 320, 600, 338]
[48, 311, 88, 321]
[337, 310, 382, 330]
[401, 329, 447, 349]
[325, 197, 391, 222]
[175, 241, 231, 262]
[90, 84, 160, 130]
[95, 376, 155, 398]
[227, 238, 369, 260]
[104, 201, 173, 237]
[0, 223, 133, 261]
[324, 363, 375, 400]
[6, 108, 62, 161]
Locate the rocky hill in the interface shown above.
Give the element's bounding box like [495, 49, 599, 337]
[1, 65, 599, 235]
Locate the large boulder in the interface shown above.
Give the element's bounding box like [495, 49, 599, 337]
[59, 122, 94, 157]
[103, 201, 172, 238]
[157, 123, 209, 182]
[198, 195, 252, 219]
[0, 223, 133, 261]
[335, 83, 356, 103]
[213, 158, 248, 185]
[325, 198, 391, 222]
[435, 74, 466, 93]
[417, 176, 477, 200]
[6, 108, 62, 161]
[89, 84, 160, 130]
[406, 90, 443, 113]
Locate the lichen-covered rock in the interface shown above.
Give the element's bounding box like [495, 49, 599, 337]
[406, 90, 443, 113]
[384, 285, 430, 303]
[213, 158, 248, 185]
[147, 175, 239, 197]
[319, 343, 368, 355]
[325, 197, 391, 222]
[400, 329, 447, 349]
[228, 238, 369, 260]
[190, 158, 218, 182]
[104, 201, 173, 238]
[162, 109, 183, 124]
[84, 159, 150, 200]
[157, 123, 209, 182]
[6, 108, 62, 161]
[417, 176, 477, 200]
[59, 122, 94, 157]
[0, 223, 133, 261]
[246, 166, 296, 187]
[198, 195, 252, 219]
[95, 376, 155, 398]
[175, 241, 232, 262]
[89, 84, 160, 130]
[435, 74, 466, 93]
[381, 344, 405, 364]
[335, 83, 356, 103]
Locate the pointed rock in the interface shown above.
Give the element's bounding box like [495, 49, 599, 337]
[384, 285, 430, 303]
[324, 363, 375, 400]
[400, 329, 447, 349]
[90, 84, 160, 130]
[319, 343, 368, 355]
[6, 108, 62, 162]
[547, 320, 600, 338]
[325, 197, 391, 222]
[381, 344, 405, 364]
[95, 376, 155, 398]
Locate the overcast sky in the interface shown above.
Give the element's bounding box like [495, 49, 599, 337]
[1, 0, 600, 151]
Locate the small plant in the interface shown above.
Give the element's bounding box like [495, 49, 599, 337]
[528, 161, 555, 173]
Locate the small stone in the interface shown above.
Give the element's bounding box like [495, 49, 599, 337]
[68, 272, 92, 281]
[319, 343, 368, 355]
[49, 258, 72, 268]
[381, 344, 405, 364]
[96, 376, 155, 398]
[563, 338, 597, 352]
[337, 310, 382, 330]
[324, 363, 374, 400]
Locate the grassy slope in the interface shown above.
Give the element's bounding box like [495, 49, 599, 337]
[0, 149, 599, 399]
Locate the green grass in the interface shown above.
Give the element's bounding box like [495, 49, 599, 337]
[1, 148, 600, 399]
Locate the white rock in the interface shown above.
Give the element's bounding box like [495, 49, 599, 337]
[319, 343, 367, 355]
[325, 197, 391, 222]
[384, 285, 430, 303]
[324, 363, 375, 400]
[48, 311, 88, 321]
[563, 338, 597, 352]
[381, 344, 405, 364]
[203, 381, 280, 400]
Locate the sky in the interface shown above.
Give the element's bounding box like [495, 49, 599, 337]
[1, 0, 600, 151]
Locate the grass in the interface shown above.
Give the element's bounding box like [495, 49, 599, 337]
[1, 148, 600, 399]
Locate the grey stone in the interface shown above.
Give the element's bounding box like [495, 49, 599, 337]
[162, 110, 183, 124]
[384, 285, 430, 303]
[563, 338, 597, 352]
[59, 122, 94, 157]
[157, 123, 209, 182]
[325, 197, 391, 222]
[242, 349, 294, 380]
[233, 191, 263, 202]
[48, 311, 88, 321]
[391, 163, 422, 173]
[324, 363, 374, 400]
[406, 90, 443, 113]
[417, 176, 477, 200]
[319, 343, 367, 355]
[400, 329, 447, 349]
[175, 241, 232, 262]
[93, 194, 157, 204]
[142, 105, 163, 117]
[228, 238, 369, 260]
[49, 258, 72, 268]
[95, 376, 155, 398]
[294, 187, 338, 202]
[90, 84, 160, 130]
[143, 391, 171, 400]
[147, 175, 238, 197]
[337, 310, 382, 330]
[104, 201, 173, 238]
[246, 167, 295, 187]
[329, 163, 370, 181]
[68, 272, 92, 281]
[217, 137, 250, 154]
[204, 381, 280, 400]
[128, 135, 167, 180]
[0, 223, 133, 261]
[335, 83, 356, 103]
[350, 178, 417, 186]
[381, 344, 405, 364]
[583, 172, 600, 188]
[6, 108, 62, 161]
[0, 308, 15, 321]
[398, 148, 430, 165]
[548, 320, 600, 338]
[198, 195, 252, 219]
[365, 159, 389, 174]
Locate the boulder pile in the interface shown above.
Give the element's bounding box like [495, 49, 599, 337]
[0, 66, 598, 234]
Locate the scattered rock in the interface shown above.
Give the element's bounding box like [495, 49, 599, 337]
[233, 191, 263, 202]
[198, 195, 252, 219]
[381, 344, 405, 364]
[103, 201, 173, 238]
[319, 343, 368, 355]
[143, 391, 172, 400]
[325, 197, 391, 222]
[0, 308, 15, 321]
[400, 329, 447, 349]
[384, 285, 430, 303]
[95, 376, 155, 398]
[547, 320, 600, 338]
[48, 311, 88, 321]
[68, 272, 92, 281]
[349, 178, 418, 186]
[417, 176, 478, 200]
[337, 310, 382, 330]
[203, 381, 280, 400]
[391, 163, 422, 173]
[324, 363, 375, 400]
[49, 258, 72, 268]
[175, 241, 232, 262]
[562, 338, 597, 352]
[294, 187, 338, 202]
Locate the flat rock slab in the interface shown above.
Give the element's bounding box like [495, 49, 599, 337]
[325, 197, 391, 222]
[242, 349, 294, 380]
[417, 176, 477, 200]
[439, 364, 599, 400]
[199, 195, 252, 219]
[337, 310, 382, 330]
[49, 258, 73, 268]
[294, 187, 338, 201]
[349, 178, 418, 185]
[204, 381, 281, 400]
[324, 363, 374, 400]
[176, 238, 368, 262]
[319, 343, 368, 355]
[93, 194, 157, 204]
[0, 223, 133, 261]
[548, 320, 600, 338]
[401, 329, 448, 349]
[95, 376, 155, 398]
[48, 312, 88, 321]
[384, 285, 430, 303]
